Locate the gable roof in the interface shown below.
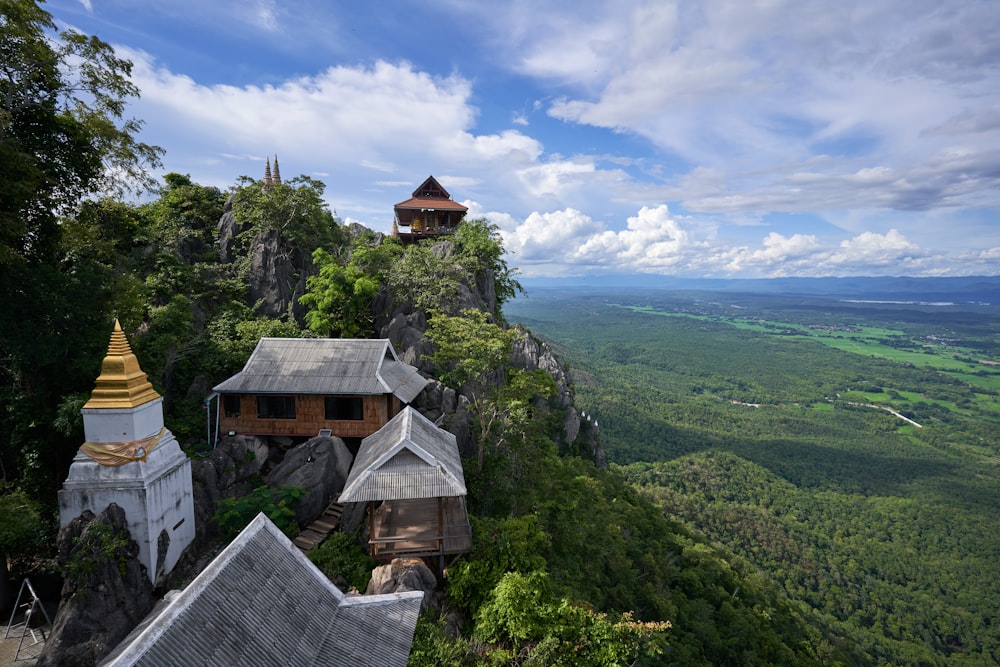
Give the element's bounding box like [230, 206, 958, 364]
[102, 514, 422, 667]
[393, 175, 468, 212]
[413, 175, 449, 199]
[212, 338, 428, 403]
[339, 407, 466, 503]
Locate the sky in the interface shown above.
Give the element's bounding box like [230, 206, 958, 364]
[45, 0, 1000, 279]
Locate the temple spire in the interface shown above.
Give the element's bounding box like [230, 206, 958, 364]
[263, 157, 273, 190]
[84, 320, 160, 409]
[272, 154, 281, 185]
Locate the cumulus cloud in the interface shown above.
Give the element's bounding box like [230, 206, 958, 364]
[461, 0, 1000, 218]
[488, 206, 970, 279]
[76, 0, 999, 278]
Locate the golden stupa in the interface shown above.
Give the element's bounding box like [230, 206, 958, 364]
[83, 319, 160, 409]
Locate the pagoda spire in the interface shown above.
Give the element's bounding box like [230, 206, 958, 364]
[263, 157, 273, 190]
[272, 154, 281, 185]
[84, 320, 160, 409]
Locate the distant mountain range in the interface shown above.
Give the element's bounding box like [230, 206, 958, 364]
[518, 275, 1000, 305]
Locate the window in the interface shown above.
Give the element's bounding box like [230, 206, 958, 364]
[223, 394, 241, 418]
[325, 396, 364, 420]
[256, 395, 296, 419]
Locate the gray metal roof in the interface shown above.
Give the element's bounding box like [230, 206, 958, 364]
[212, 338, 428, 402]
[101, 514, 422, 667]
[339, 407, 467, 503]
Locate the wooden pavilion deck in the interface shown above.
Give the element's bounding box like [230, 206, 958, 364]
[369, 497, 471, 560]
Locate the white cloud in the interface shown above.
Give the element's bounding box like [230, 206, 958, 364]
[464, 0, 1000, 220]
[80, 0, 999, 279]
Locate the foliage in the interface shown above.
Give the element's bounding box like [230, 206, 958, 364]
[213, 485, 305, 542]
[426, 309, 557, 478]
[446, 514, 551, 613]
[506, 289, 1000, 664]
[409, 617, 479, 667]
[229, 175, 342, 275]
[385, 242, 468, 314]
[0, 489, 53, 575]
[0, 0, 162, 266]
[450, 219, 522, 315]
[307, 530, 376, 592]
[300, 247, 380, 337]
[473, 571, 670, 666]
[63, 518, 133, 585]
[0, 1, 162, 497]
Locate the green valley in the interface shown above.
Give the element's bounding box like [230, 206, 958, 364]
[506, 287, 1000, 665]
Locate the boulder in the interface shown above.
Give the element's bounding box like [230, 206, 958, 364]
[35, 505, 154, 667]
[266, 436, 353, 527]
[188, 435, 270, 544]
[366, 558, 437, 612]
[207, 435, 270, 496]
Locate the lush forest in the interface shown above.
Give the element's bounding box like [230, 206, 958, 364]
[506, 288, 1000, 665]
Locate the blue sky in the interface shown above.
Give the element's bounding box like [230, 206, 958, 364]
[47, 0, 1000, 278]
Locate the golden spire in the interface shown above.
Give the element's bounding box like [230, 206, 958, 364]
[84, 320, 160, 409]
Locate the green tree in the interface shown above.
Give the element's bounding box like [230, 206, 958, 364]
[473, 571, 670, 666]
[425, 309, 556, 475]
[0, 0, 161, 496]
[300, 248, 380, 338]
[0, 488, 53, 579]
[451, 219, 521, 315]
[229, 175, 342, 273]
[425, 309, 516, 471]
[0, 0, 161, 266]
[213, 485, 305, 542]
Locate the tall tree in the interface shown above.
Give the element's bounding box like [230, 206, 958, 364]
[0, 0, 161, 496]
[0, 0, 162, 265]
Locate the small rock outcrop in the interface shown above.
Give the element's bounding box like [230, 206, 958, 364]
[190, 435, 271, 544]
[267, 435, 354, 527]
[36, 505, 153, 667]
[217, 195, 240, 263]
[366, 558, 438, 612]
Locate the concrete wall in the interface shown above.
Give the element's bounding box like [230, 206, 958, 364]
[59, 433, 195, 583]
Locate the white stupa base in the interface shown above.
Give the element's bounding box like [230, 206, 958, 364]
[59, 430, 195, 584]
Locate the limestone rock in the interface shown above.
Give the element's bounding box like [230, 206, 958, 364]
[217, 195, 240, 264]
[266, 436, 353, 527]
[36, 505, 154, 667]
[366, 558, 437, 612]
[248, 227, 304, 320]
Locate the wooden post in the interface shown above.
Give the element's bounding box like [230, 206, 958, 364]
[437, 497, 444, 554]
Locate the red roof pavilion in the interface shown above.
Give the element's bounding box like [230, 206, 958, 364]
[392, 175, 468, 244]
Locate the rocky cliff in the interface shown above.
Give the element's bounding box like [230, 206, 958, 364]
[373, 236, 605, 467]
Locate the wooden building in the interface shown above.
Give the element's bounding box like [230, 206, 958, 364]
[211, 338, 428, 444]
[392, 175, 468, 244]
[339, 407, 471, 563]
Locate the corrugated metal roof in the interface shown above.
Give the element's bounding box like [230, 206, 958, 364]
[339, 407, 466, 503]
[212, 338, 428, 402]
[102, 514, 422, 667]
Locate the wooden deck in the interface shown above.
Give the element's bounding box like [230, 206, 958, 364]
[293, 501, 345, 552]
[369, 497, 471, 559]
